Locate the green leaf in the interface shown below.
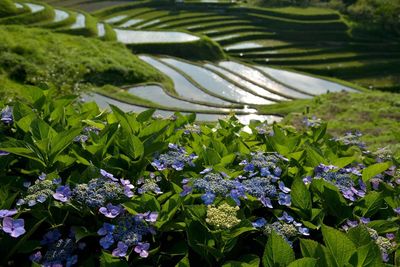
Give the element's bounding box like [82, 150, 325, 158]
[321, 225, 356, 267]
[354, 191, 384, 217]
[300, 239, 334, 266]
[362, 162, 392, 182]
[110, 104, 139, 135]
[306, 146, 327, 167]
[128, 135, 144, 159]
[263, 231, 295, 267]
[347, 225, 374, 248]
[222, 254, 260, 267]
[136, 109, 155, 122]
[349, 242, 384, 267]
[30, 118, 56, 141]
[367, 220, 399, 234]
[49, 128, 82, 163]
[175, 255, 190, 267]
[331, 156, 357, 168]
[287, 258, 318, 267]
[99, 251, 128, 267]
[291, 178, 312, 217]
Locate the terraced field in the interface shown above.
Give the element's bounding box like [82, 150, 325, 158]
[3, 0, 394, 122]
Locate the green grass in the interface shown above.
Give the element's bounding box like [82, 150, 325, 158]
[261, 91, 400, 156]
[0, 2, 54, 25]
[0, 25, 173, 95]
[0, 0, 18, 17]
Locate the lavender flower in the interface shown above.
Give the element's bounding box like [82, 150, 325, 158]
[278, 193, 291, 206]
[240, 152, 284, 179]
[41, 229, 62, 245]
[99, 204, 123, 218]
[134, 242, 150, 258]
[29, 251, 42, 263]
[100, 169, 118, 181]
[53, 186, 71, 202]
[0, 209, 17, 218]
[394, 207, 400, 215]
[112, 241, 129, 257]
[252, 218, 267, 228]
[0, 150, 9, 156]
[303, 176, 312, 185]
[120, 179, 134, 198]
[2, 217, 26, 238]
[1, 106, 13, 124]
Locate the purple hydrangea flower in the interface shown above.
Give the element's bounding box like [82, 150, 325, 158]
[53, 186, 71, 202]
[252, 218, 267, 228]
[100, 169, 118, 181]
[138, 211, 158, 223]
[278, 182, 291, 193]
[278, 193, 291, 206]
[303, 176, 312, 185]
[386, 233, 395, 240]
[29, 251, 42, 263]
[299, 227, 310, 236]
[99, 203, 123, 219]
[180, 185, 192, 197]
[360, 217, 370, 224]
[0, 209, 17, 218]
[278, 212, 294, 223]
[0, 150, 10, 156]
[37, 195, 47, 203]
[1, 106, 13, 124]
[134, 242, 150, 258]
[38, 173, 47, 181]
[66, 255, 78, 267]
[201, 192, 215, 205]
[393, 207, 400, 215]
[2, 217, 26, 238]
[97, 223, 115, 236]
[112, 241, 129, 257]
[346, 220, 358, 228]
[260, 196, 273, 208]
[52, 178, 62, 185]
[200, 168, 212, 174]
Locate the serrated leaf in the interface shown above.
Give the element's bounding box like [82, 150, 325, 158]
[321, 225, 356, 267]
[99, 251, 128, 267]
[350, 242, 384, 267]
[347, 225, 374, 248]
[291, 178, 312, 217]
[263, 231, 295, 267]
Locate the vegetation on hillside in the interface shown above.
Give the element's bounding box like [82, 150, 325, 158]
[0, 25, 173, 97]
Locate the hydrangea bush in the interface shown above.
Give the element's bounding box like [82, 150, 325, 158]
[0, 89, 399, 266]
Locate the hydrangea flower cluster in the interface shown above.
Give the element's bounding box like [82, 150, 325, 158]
[16, 173, 61, 207]
[239, 152, 285, 177]
[98, 212, 158, 258]
[312, 163, 367, 202]
[205, 203, 241, 229]
[30, 229, 83, 267]
[182, 124, 201, 135]
[137, 173, 162, 195]
[331, 131, 367, 150]
[74, 126, 101, 143]
[302, 115, 321, 128]
[253, 212, 310, 246]
[341, 218, 397, 262]
[72, 170, 133, 208]
[1, 106, 13, 124]
[255, 123, 274, 136]
[151, 143, 197, 171]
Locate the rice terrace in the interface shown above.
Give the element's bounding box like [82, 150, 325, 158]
[0, 0, 399, 265]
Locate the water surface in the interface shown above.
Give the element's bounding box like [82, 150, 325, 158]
[115, 29, 199, 44]
[70, 13, 85, 29]
[97, 23, 105, 37]
[54, 9, 69, 22]
[25, 3, 44, 13]
[119, 19, 142, 28]
[104, 15, 127, 24]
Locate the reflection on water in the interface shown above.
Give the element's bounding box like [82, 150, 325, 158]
[257, 66, 357, 95]
[54, 9, 69, 22]
[225, 42, 264, 50]
[120, 19, 142, 28]
[83, 93, 281, 124]
[162, 58, 273, 105]
[15, 3, 24, 8]
[219, 61, 311, 99]
[114, 29, 199, 44]
[205, 64, 286, 101]
[104, 15, 127, 24]
[25, 3, 44, 13]
[70, 13, 85, 29]
[97, 23, 105, 37]
[139, 56, 234, 106]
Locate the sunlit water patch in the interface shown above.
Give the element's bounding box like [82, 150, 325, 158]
[224, 42, 264, 50]
[137, 19, 161, 29]
[120, 19, 143, 28]
[115, 29, 199, 44]
[15, 3, 23, 8]
[139, 56, 235, 106]
[205, 64, 287, 101]
[25, 3, 44, 13]
[70, 13, 85, 29]
[128, 85, 249, 113]
[54, 9, 69, 22]
[256, 66, 358, 94]
[219, 61, 311, 99]
[161, 58, 273, 105]
[97, 23, 105, 37]
[83, 93, 281, 124]
[104, 15, 127, 24]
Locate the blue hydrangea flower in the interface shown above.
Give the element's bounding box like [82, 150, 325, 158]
[41, 229, 62, 245]
[252, 218, 267, 228]
[134, 242, 150, 258]
[201, 192, 216, 205]
[99, 204, 123, 218]
[2, 217, 25, 238]
[1, 106, 13, 124]
[137, 173, 162, 195]
[53, 186, 72, 202]
[151, 143, 197, 171]
[112, 241, 129, 257]
[240, 152, 285, 179]
[278, 193, 291, 206]
[0, 209, 17, 218]
[100, 169, 118, 181]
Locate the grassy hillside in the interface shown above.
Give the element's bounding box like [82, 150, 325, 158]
[261, 91, 400, 156]
[0, 25, 173, 96]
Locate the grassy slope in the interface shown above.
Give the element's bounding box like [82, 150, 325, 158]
[0, 25, 173, 94]
[260, 91, 400, 156]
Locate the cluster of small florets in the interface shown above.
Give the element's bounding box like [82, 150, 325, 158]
[181, 169, 241, 205]
[74, 126, 101, 143]
[16, 173, 61, 207]
[182, 124, 201, 135]
[255, 123, 274, 136]
[98, 212, 158, 258]
[342, 218, 397, 262]
[30, 229, 83, 267]
[137, 173, 162, 195]
[1, 106, 13, 124]
[302, 115, 321, 128]
[205, 203, 241, 229]
[331, 131, 366, 150]
[312, 164, 366, 202]
[239, 152, 285, 177]
[253, 212, 309, 246]
[151, 143, 197, 171]
[72, 170, 133, 208]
